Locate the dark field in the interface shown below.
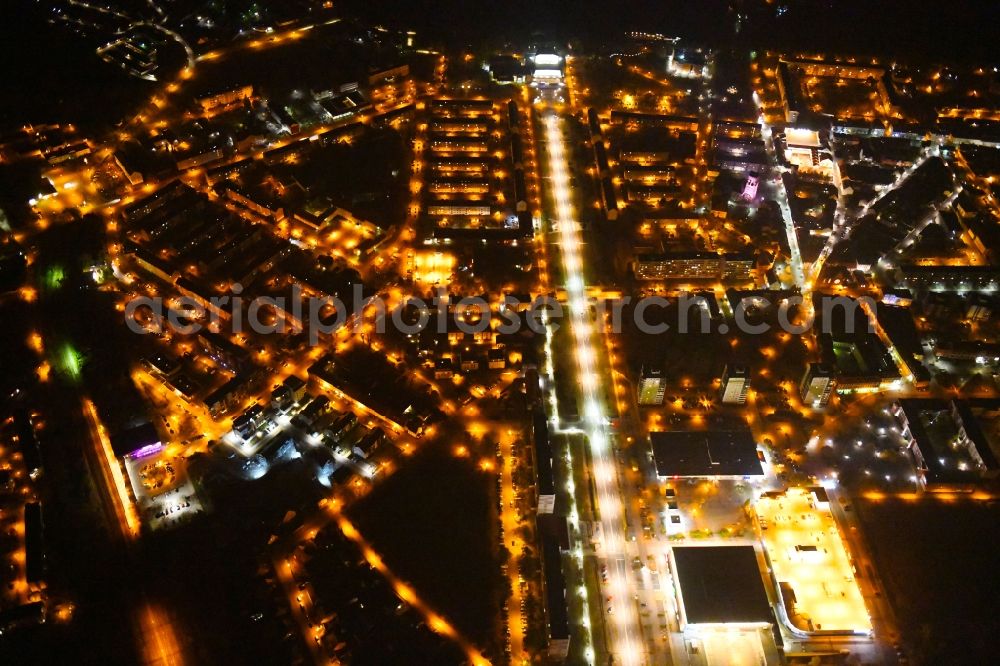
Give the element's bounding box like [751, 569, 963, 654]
[347, 443, 504, 657]
[857, 497, 1000, 665]
[179, 22, 367, 102]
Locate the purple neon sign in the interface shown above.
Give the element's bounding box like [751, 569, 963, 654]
[130, 442, 164, 459]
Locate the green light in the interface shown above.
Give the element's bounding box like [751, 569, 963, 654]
[59, 343, 82, 381]
[45, 265, 65, 290]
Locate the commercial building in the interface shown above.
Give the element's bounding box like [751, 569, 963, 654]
[670, 546, 773, 628]
[799, 363, 835, 407]
[781, 127, 822, 165]
[487, 55, 528, 83]
[712, 137, 769, 173]
[650, 430, 764, 479]
[720, 364, 750, 405]
[531, 53, 564, 85]
[667, 47, 708, 78]
[756, 488, 872, 635]
[110, 422, 163, 460]
[638, 364, 667, 406]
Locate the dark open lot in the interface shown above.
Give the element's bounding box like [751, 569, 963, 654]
[0, 5, 161, 133]
[347, 443, 504, 658]
[857, 497, 1000, 665]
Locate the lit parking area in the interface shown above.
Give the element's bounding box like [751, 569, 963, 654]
[693, 626, 775, 666]
[756, 487, 871, 634]
[124, 449, 202, 531]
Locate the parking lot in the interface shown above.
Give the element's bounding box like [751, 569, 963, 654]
[123, 449, 202, 532]
[756, 488, 871, 634]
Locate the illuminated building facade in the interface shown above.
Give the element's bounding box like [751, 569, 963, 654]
[800, 363, 835, 407]
[721, 364, 750, 405]
[638, 364, 667, 406]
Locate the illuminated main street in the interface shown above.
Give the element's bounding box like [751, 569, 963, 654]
[754, 91, 806, 289]
[540, 105, 644, 664]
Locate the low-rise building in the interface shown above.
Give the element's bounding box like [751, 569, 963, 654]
[650, 430, 763, 479]
[540, 531, 570, 660]
[195, 85, 254, 114]
[533, 410, 556, 514]
[111, 422, 163, 460]
[353, 428, 384, 460]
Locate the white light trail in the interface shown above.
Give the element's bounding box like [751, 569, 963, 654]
[543, 113, 641, 665]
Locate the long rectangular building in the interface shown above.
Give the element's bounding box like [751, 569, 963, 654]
[898, 265, 1000, 292]
[24, 502, 44, 585]
[540, 531, 570, 660]
[533, 410, 556, 514]
[893, 398, 1000, 489]
[633, 251, 755, 282]
[651, 430, 763, 478]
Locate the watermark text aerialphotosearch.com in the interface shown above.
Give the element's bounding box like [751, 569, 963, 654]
[125, 284, 875, 345]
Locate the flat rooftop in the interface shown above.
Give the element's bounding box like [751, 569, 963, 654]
[111, 422, 162, 459]
[785, 128, 821, 148]
[756, 488, 871, 634]
[672, 546, 773, 626]
[698, 627, 775, 666]
[651, 430, 763, 478]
